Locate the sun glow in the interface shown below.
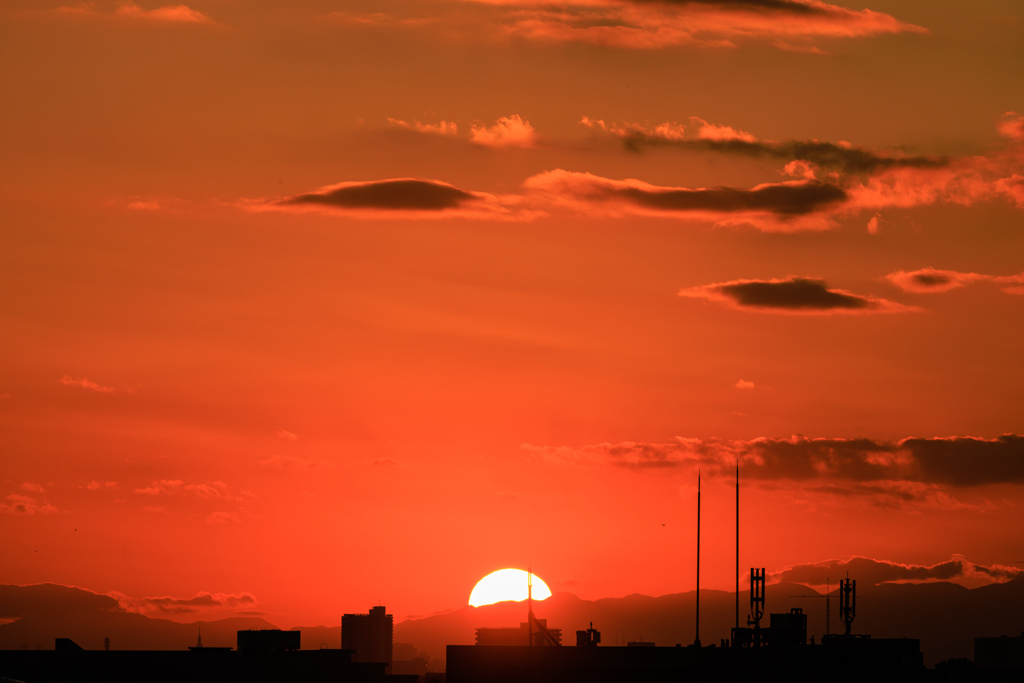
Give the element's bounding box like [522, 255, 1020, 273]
[469, 568, 552, 607]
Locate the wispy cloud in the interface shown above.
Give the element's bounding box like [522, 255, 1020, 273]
[587, 115, 947, 175]
[133, 479, 183, 495]
[275, 429, 298, 440]
[60, 375, 116, 393]
[470, 115, 538, 148]
[679, 276, 914, 314]
[56, 2, 213, 24]
[387, 118, 459, 136]
[86, 481, 118, 491]
[461, 0, 925, 51]
[524, 169, 847, 231]
[205, 511, 241, 524]
[575, 113, 1024, 228]
[1, 494, 58, 515]
[259, 455, 334, 470]
[885, 267, 1024, 295]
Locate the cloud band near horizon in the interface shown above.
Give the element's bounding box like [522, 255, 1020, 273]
[523, 434, 1024, 490]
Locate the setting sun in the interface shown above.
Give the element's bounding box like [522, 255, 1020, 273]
[468, 569, 552, 607]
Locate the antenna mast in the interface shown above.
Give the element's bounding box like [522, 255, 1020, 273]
[694, 470, 701, 647]
[735, 460, 739, 640]
[528, 567, 533, 647]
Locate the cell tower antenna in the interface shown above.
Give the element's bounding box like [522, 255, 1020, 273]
[839, 574, 856, 636]
[694, 469, 701, 647]
[749, 567, 765, 647]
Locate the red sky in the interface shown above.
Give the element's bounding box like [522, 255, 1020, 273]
[1, 0, 1023, 628]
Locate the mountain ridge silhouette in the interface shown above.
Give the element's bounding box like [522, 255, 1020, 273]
[3, 579, 1022, 667]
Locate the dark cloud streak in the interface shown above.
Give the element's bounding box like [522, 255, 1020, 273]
[771, 556, 1021, 587]
[279, 179, 476, 211]
[525, 434, 1024, 488]
[720, 278, 871, 310]
[618, 181, 846, 216]
[631, 0, 827, 15]
[621, 134, 948, 176]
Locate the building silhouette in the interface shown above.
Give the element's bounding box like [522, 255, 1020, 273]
[0, 635, 416, 683]
[343, 605, 394, 672]
[475, 620, 562, 646]
[237, 628, 300, 653]
[975, 632, 1024, 670]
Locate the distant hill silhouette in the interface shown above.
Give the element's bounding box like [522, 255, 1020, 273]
[392, 578, 1024, 668]
[4, 579, 1023, 668]
[0, 584, 275, 651]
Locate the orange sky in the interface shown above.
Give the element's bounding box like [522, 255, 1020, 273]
[2, 0, 1023, 628]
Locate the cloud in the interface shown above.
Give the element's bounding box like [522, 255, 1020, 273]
[20, 483, 45, 494]
[86, 480, 118, 491]
[523, 170, 847, 230]
[258, 455, 334, 470]
[735, 380, 755, 389]
[678, 276, 912, 314]
[523, 433, 1024, 504]
[470, 115, 538, 148]
[1, 494, 58, 515]
[57, 2, 212, 23]
[60, 375, 116, 393]
[242, 178, 520, 220]
[275, 429, 298, 440]
[370, 458, 403, 467]
[133, 479, 183, 495]
[183, 481, 229, 498]
[588, 116, 948, 176]
[884, 267, 1024, 295]
[142, 506, 165, 513]
[205, 511, 241, 524]
[770, 555, 1021, 588]
[111, 590, 257, 615]
[462, 0, 925, 50]
[583, 114, 1024, 222]
[126, 200, 162, 210]
[387, 118, 459, 136]
[997, 112, 1024, 142]
[867, 213, 881, 234]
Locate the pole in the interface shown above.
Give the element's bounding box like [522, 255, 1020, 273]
[528, 567, 533, 647]
[826, 578, 830, 636]
[735, 460, 739, 640]
[695, 470, 701, 647]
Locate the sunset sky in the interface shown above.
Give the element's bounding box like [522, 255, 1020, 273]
[2, 0, 1023, 629]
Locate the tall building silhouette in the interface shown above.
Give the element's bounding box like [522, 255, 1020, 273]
[342, 606, 393, 672]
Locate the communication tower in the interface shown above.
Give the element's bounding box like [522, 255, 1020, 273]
[839, 576, 856, 636]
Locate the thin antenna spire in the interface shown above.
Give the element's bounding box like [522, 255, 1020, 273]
[694, 469, 701, 647]
[528, 566, 533, 647]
